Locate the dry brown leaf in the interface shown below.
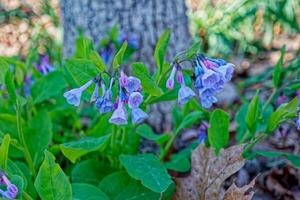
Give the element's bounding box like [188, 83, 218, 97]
[173, 143, 246, 200]
[223, 178, 256, 200]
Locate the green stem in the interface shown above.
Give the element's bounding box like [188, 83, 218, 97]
[120, 127, 126, 148]
[242, 133, 267, 156]
[160, 132, 175, 160]
[262, 88, 277, 112]
[22, 191, 33, 200]
[16, 102, 36, 176]
[239, 130, 250, 144]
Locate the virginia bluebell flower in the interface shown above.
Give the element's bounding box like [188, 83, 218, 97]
[194, 55, 234, 108]
[125, 76, 141, 93]
[109, 99, 128, 125]
[197, 122, 209, 144]
[131, 108, 148, 124]
[36, 55, 54, 75]
[128, 92, 143, 109]
[0, 172, 18, 199]
[177, 68, 196, 106]
[64, 80, 93, 106]
[166, 65, 177, 90]
[96, 78, 114, 114]
[119, 70, 128, 87]
[178, 83, 196, 106]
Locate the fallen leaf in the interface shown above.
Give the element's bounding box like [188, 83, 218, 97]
[224, 178, 256, 200]
[173, 143, 246, 200]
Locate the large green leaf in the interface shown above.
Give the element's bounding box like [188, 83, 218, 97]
[0, 134, 10, 170]
[34, 151, 72, 200]
[266, 97, 298, 133]
[71, 159, 116, 185]
[31, 71, 67, 104]
[154, 29, 171, 74]
[208, 109, 230, 154]
[132, 62, 163, 96]
[245, 91, 259, 135]
[99, 171, 174, 200]
[72, 183, 110, 200]
[65, 58, 99, 86]
[5, 70, 16, 103]
[74, 35, 94, 59]
[113, 41, 127, 69]
[164, 153, 190, 172]
[25, 110, 52, 167]
[60, 135, 110, 163]
[273, 47, 285, 88]
[136, 124, 169, 146]
[89, 50, 107, 72]
[175, 111, 204, 135]
[119, 154, 173, 193]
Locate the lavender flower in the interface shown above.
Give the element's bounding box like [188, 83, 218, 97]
[109, 100, 128, 125]
[131, 108, 148, 124]
[192, 55, 234, 109]
[176, 68, 184, 84]
[64, 80, 93, 106]
[166, 66, 177, 90]
[128, 92, 143, 109]
[125, 76, 141, 93]
[178, 84, 196, 106]
[96, 79, 114, 113]
[119, 70, 128, 87]
[197, 122, 209, 144]
[99, 44, 114, 65]
[0, 173, 18, 199]
[36, 55, 54, 75]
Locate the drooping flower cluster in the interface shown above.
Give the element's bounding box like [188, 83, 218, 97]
[63, 70, 148, 125]
[35, 55, 54, 75]
[0, 171, 18, 199]
[166, 54, 234, 109]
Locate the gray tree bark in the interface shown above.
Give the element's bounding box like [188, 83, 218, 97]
[60, 0, 191, 131]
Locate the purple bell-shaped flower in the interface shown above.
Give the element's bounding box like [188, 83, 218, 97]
[131, 108, 148, 124]
[128, 92, 143, 109]
[166, 65, 177, 90]
[109, 99, 128, 125]
[63, 80, 93, 106]
[125, 76, 141, 93]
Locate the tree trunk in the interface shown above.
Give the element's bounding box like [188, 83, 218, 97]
[60, 0, 191, 131]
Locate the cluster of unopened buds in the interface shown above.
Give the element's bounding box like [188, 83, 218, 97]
[63, 70, 148, 125]
[166, 54, 234, 109]
[0, 171, 18, 199]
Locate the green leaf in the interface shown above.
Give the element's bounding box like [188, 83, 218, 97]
[148, 86, 179, 104]
[132, 62, 163, 96]
[136, 124, 169, 145]
[89, 50, 107, 72]
[74, 35, 93, 59]
[0, 134, 10, 170]
[31, 71, 67, 104]
[119, 154, 173, 193]
[251, 151, 300, 168]
[0, 58, 9, 84]
[208, 109, 230, 154]
[164, 153, 190, 172]
[99, 171, 175, 200]
[25, 110, 52, 167]
[72, 183, 110, 200]
[245, 91, 260, 134]
[154, 29, 171, 74]
[34, 151, 72, 200]
[113, 41, 127, 69]
[273, 47, 285, 88]
[5, 70, 16, 103]
[266, 97, 298, 133]
[66, 58, 99, 86]
[71, 159, 116, 185]
[175, 111, 204, 134]
[60, 135, 110, 163]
